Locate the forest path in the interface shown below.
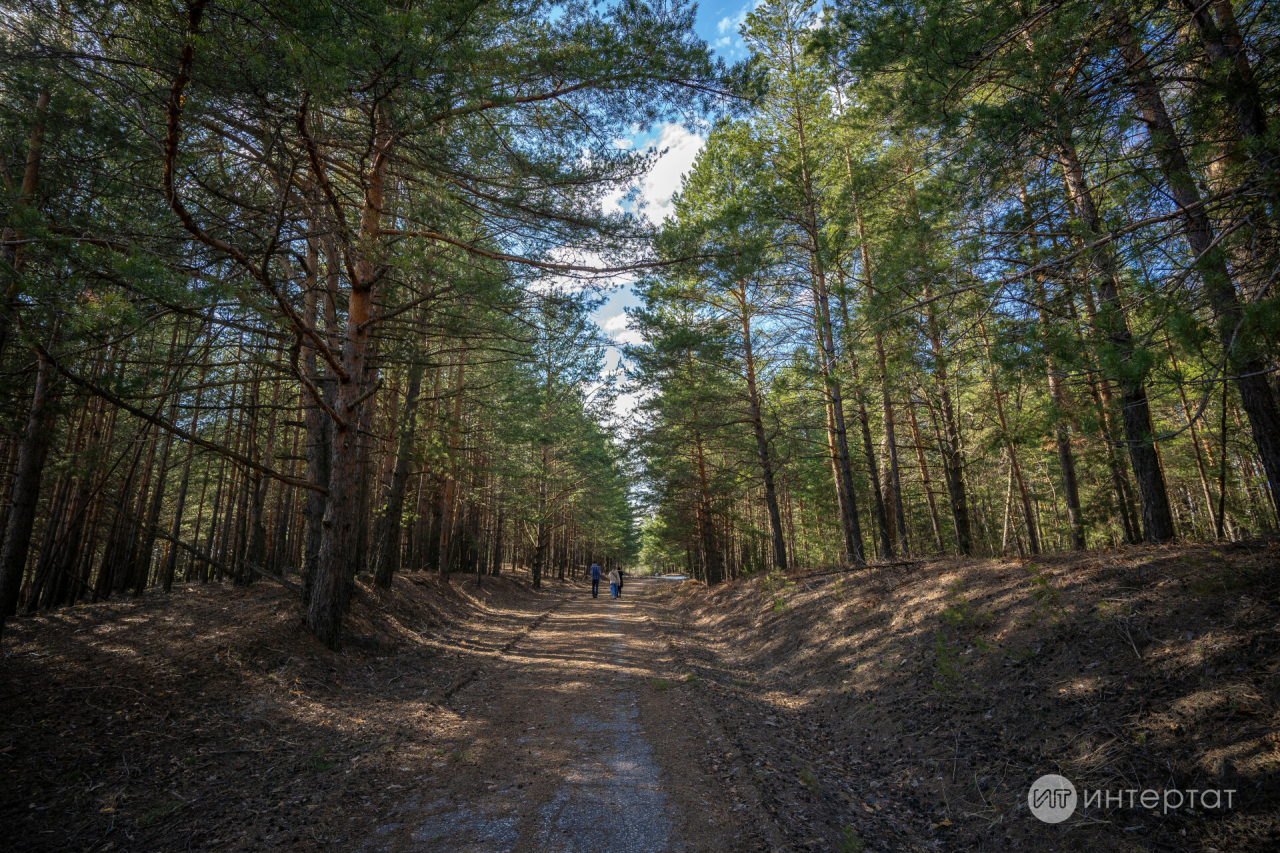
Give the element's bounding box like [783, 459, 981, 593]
[360, 579, 758, 853]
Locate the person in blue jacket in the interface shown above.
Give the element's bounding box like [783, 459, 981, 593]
[590, 562, 601, 598]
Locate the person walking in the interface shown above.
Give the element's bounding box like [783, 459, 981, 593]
[590, 562, 602, 598]
[608, 565, 620, 599]
[616, 567, 624, 597]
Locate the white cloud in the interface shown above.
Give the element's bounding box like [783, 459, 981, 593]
[713, 1, 768, 57]
[599, 312, 643, 347]
[614, 329, 644, 346]
[601, 311, 629, 333]
[601, 185, 627, 217]
[717, 5, 754, 42]
[637, 122, 705, 223]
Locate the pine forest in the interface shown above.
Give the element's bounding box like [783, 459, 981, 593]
[2, 1, 1279, 851]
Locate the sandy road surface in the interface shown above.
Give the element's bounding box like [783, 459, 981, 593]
[359, 578, 763, 853]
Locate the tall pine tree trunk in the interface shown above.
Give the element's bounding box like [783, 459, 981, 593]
[374, 360, 424, 588]
[1055, 127, 1175, 541]
[922, 286, 973, 554]
[0, 350, 53, 639]
[737, 285, 787, 570]
[1116, 16, 1280, 516]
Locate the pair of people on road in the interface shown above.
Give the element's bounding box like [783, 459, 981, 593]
[589, 563, 624, 599]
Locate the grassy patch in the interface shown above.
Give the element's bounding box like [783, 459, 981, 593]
[649, 678, 674, 691]
[933, 631, 961, 691]
[791, 753, 820, 794]
[683, 673, 700, 684]
[939, 580, 994, 629]
[1189, 565, 1263, 596]
[138, 800, 183, 828]
[1026, 563, 1062, 614]
[1094, 600, 1128, 622]
[731, 678, 752, 688]
[306, 748, 335, 773]
[838, 826, 866, 853]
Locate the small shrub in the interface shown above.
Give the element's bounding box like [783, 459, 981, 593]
[760, 569, 795, 597]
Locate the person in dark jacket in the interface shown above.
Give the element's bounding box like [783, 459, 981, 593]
[590, 563, 601, 598]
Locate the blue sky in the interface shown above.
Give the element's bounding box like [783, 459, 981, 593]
[590, 1, 760, 421]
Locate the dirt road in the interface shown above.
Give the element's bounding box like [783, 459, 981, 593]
[358, 578, 767, 853]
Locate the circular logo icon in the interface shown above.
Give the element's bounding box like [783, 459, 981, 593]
[1028, 774, 1077, 823]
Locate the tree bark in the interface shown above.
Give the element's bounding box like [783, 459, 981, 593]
[374, 360, 425, 588]
[693, 431, 722, 584]
[1176, 0, 1279, 187]
[905, 392, 945, 552]
[0, 89, 51, 359]
[921, 286, 973, 554]
[0, 350, 54, 639]
[1055, 126, 1175, 541]
[1116, 15, 1280, 516]
[736, 284, 787, 570]
[850, 192, 908, 551]
[978, 320, 1039, 554]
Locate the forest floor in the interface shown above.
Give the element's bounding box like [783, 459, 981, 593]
[650, 539, 1280, 853]
[2, 541, 1278, 853]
